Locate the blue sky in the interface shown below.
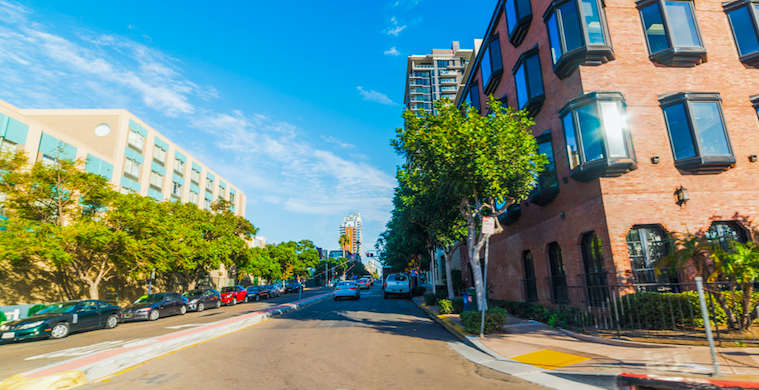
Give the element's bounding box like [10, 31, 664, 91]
[0, 0, 492, 252]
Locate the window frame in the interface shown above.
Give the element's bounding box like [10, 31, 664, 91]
[127, 130, 145, 152]
[123, 157, 141, 180]
[171, 181, 183, 198]
[559, 91, 637, 182]
[153, 145, 166, 165]
[529, 130, 560, 206]
[512, 46, 546, 117]
[543, 0, 615, 79]
[522, 251, 539, 302]
[706, 221, 749, 251]
[499, 202, 521, 226]
[548, 242, 569, 304]
[581, 232, 609, 307]
[480, 34, 504, 95]
[149, 171, 164, 190]
[659, 92, 735, 174]
[724, 0, 759, 67]
[504, 0, 534, 47]
[466, 83, 481, 112]
[636, 0, 707, 67]
[174, 158, 185, 175]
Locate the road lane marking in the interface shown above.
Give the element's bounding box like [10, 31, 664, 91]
[25, 340, 142, 360]
[164, 324, 205, 329]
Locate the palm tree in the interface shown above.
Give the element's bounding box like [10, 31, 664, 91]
[339, 234, 350, 259]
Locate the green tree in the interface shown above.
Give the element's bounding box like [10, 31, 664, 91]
[339, 234, 350, 259]
[711, 242, 759, 330]
[392, 97, 546, 310]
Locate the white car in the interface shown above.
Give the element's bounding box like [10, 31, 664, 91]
[333, 281, 360, 301]
[383, 274, 411, 299]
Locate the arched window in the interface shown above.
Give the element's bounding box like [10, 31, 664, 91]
[626, 226, 668, 283]
[522, 251, 538, 302]
[706, 221, 748, 251]
[581, 232, 609, 306]
[548, 243, 568, 304]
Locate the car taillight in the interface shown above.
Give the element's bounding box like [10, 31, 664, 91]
[334, 288, 340, 291]
[349, 288, 357, 290]
[384, 282, 387, 288]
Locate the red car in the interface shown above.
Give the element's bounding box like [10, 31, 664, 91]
[220, 285, 248, 305]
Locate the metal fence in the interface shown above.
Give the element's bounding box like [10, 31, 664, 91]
[556, 272, 759, 345]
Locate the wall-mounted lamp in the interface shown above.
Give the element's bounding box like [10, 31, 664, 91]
[560, 212, 566, 219]
[675, 186, 689, 206]
[651, 156, 660, 164]
[562, 176, 569, 184]
[749, 155, 757, 163]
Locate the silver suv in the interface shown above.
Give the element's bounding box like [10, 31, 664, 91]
[383, 274, 411, 299]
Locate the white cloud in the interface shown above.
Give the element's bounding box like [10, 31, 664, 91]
[356, 86, 397, 106]
[322, 135, 354, 148]
[384, 17, 407, 36]
[384, 47, 401, 56]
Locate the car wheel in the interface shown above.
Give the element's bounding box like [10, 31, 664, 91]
[180, 305, 187, 315]
[244, 296, 249, 303]
[384, 293, 388, 299]
[198, 302, 205, 312]
[149, 309, 160, 321]
[407, 292, 412, 300]
[104, 314, 119, 329]
[232, 298, 237, 306]
[50, 322, 70, 339]
[356, 295, 360, 300]
[215, 300, 221, 309]
[255, 294, 260, 301]
[333, 297, 338, 301]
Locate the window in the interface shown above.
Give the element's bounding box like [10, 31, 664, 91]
[706, 221, 748, 251]
[120, 187, 134, 195]
[465, 83, 481, 112]
[230, 192, 235, 204]
[637, 0, 706, 66]
[480, 35, 504, 94]
[544, 0, 614, 79]
[0, 192, 6, 217]
[522, 251, 538, 302]
[513, 47, 545, 116]
[128, 130, 145, 151]
[203, 198, 211, 211]
[153, 146, 166, 164]
[149, 171, 163, 190]
[172, 181, 182, 197]
[660, 92, 734, 174]
[437, 60, 449, 68]
[548, 243, 568, 304]
[124, 158, 141, 179]
[529, 131, 560, 205]
[206, 178, 213, 192]
[581, 232, 609, 306]
[626, 226, 677, 286]
[189, 191, 199, 205]
[191, 169, 200, 183]
[41, 154, 57, 167]
[560, 92, 636, 181]
[0, 138, 17, 155]
[504, 0, 533, 46]
[725, 0, 759, 67]
[218, 185, 225, 199]
[174, 158, 185, 175]
[499, 203, 521, 226]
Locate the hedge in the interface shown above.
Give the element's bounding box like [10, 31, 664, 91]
[411, 286, 426, 297]
[451, 298, 465, 314]
[460, 307, 508, 334]
[489, 300, 588, 329]
[423, 293, 437, 306]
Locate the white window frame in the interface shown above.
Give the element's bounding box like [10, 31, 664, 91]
[128, 130, 145, 151]
[189, 191, 199, 204]
[149, 171, 164, 189]
[174, 158, 185, 174]
[191, 169, 200, 183]
[172, 181, 182, 197]
[153, 146, 166, 164]
[124, 158, 141, 178]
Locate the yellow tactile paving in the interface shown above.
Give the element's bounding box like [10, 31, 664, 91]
[511, 349, 591, 370]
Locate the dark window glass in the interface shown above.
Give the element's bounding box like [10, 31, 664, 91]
[665, 1, 701, 47]
[515, 64, 528, 107]
[481, 46, 492, 86]
[506, 0, 519, 35]
[663, 104, 696, 159]
[560, 1, 584, 52]
[728, 6, 759, 56]
[547, 15, 563, 63]
[581, 232, 609, 306]
[522, 251, 538, 302]
[537, 140, 558, 189]
[691, 102, 730, 156]
[526, 55, 544, 97]
[437, 60, 449, 67]
[641, 4, 670, 53]
[548, 243, 568, 304]
[563, 114, 581, 169]
[582, 0, 606, 44]
[706, 222, 748, 251]
[626, 227, 666, 283]
[490, 38, 503, 72]
[470, 85, 481, 112]
[577, 104, 604, 162]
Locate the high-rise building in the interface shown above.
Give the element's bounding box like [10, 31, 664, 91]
[339, 212, 363, 261]
[404, 41, 481, 115]
[0, 98, 245, 217]
[455, 0, 759, 307]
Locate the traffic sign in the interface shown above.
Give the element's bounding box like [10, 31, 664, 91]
[482, 216, 495, 235]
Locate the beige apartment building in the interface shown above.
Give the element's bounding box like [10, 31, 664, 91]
[0, 98, 245, 216]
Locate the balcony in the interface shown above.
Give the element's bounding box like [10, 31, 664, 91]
[413, 64, 434, 69]
[440, 78, 458, 84]
[439, 70, 458, 76]
[440, 86, 458, 92]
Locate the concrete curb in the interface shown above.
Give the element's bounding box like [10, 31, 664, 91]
[0, 292, 334, 390]
[417, 303, 471, 343]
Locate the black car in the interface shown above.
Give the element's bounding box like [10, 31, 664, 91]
[0, 300, 121, 342]
[182, 289, 221, 312]
[245, 286, 268, 301]
[121, 292, 187, 321]
[285, 282, 303, 293]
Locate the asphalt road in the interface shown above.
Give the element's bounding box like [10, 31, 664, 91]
[0, 287, 327, 380]
[85, 284, 547, 390]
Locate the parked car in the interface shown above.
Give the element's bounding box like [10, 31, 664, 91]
[362, 275, 374, 286]
[0, 300, 121, 342]
[333, 281, 360, 300]
[182, 288, 221, 312]
[246, 286, 267, 301]
[285, 281, 303, 293]
[121, 293, 187, 321]
[220, 285, 248, 305]
[266, 284, 281, 298]
[384, 274, 411, 299]
[356, 278, 371, 290]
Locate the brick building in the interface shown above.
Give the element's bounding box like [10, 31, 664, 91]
[455, 0, 759, 307]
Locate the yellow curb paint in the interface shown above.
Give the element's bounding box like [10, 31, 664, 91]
[0, 370, 87, 390]
[511, 349, 590, 370]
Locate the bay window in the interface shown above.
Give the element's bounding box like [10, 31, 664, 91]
[560, 92, 636, 181]
[513, 47, 545, 116]
[529, 131, 560, 205]
[463, 83, 481, 112]
[505, 0, 533, 46]
[660, 92, 734, 174]
[480, 35, 504, 94]
[544, 0, 614, 79]
[724, 0, 759, 67]
[637, 0, 706, 66]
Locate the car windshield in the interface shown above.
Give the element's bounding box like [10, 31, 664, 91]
[247, 286, 259, 291]
[134, 294, 166, 304]
[221, 287, 235, 293]
[183, 290, 203, 298]
[390, 275, 407, 282]
[37, 302, 78, 315]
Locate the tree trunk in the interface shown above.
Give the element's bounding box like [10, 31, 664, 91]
[443, 251, 455, 299]
[86, 280, 99, 300]
[741, 283, 753, 330]
[466, 216, 487, 311]
[429, 248, 436, 295]
[714, 292, 739, 330]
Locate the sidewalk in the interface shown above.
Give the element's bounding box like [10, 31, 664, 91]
[414, 298, 759, 389]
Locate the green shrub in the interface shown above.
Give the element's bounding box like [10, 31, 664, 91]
[27, 304, 48, 317]
[435, 289, 448, 301]
[411, 286, 427, 297]
[423, 293, 437, 306]
[613, 291, 749, 329]
[460, 307, 508, 334]
[439, 299, 453, 314]
[451, 298, 465, 314]
[489, 300, 589, 328]
[451, 270, 465, 295]
[0, 311, 6, 324]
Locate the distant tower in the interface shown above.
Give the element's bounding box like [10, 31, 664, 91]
[339, 212, 363, 259]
